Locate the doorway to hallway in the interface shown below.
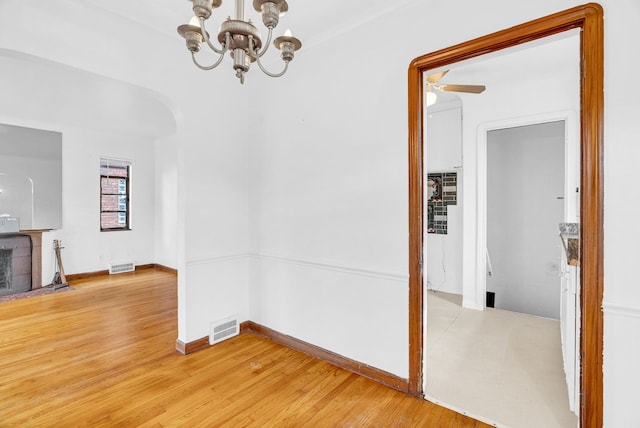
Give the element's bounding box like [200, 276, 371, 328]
[424, 118, 579, 427]
[408, 6, 604, 425]
[486, 121, 565, 319]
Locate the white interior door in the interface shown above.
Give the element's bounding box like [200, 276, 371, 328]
[560, 256, 580, 414]
[560, 115, 581, 415]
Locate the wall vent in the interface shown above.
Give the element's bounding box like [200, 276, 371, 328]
[109, 261, 135, 274]
[209, 315, 239, 345]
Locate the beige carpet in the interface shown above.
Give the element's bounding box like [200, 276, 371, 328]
[426, 291, 578, 428]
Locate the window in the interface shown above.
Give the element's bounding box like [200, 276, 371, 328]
[100, 158, 131, 231]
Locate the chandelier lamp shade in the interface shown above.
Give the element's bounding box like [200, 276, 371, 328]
[177, 0, 302, 84]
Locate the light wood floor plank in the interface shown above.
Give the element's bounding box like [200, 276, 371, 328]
[0, 269, 489, 427]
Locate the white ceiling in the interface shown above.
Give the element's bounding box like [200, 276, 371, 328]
[82, 0, 418, 46]
[0, 1, 580, 137]
[80, 0, 579, 106]
[80, 0, 579, 90]
[0, 51, 176, 139]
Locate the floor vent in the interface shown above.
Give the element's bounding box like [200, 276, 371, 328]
[109, 261, 135, 274]
[209, 315, 239, 345]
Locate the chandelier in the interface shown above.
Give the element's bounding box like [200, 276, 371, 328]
[177, 0, 302, 84]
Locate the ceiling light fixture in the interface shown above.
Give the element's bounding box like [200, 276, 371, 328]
[177, 0, 302, 84]
[426, 89, 438, 107]
[425, 70, 487, 107]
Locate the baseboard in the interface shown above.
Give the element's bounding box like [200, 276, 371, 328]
[66, 264, 171, 282]
[66, 269, 109, 282]
[175, 323, 252, 355]
[136, 264, 156, 271]
[242, 321, 410, 394]
[175, 336, 210, 355]
[154, 264, 178, 275]
[174, 321, 409, 393]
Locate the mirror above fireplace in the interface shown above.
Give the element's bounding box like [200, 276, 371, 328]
[0, 123, 62, 230]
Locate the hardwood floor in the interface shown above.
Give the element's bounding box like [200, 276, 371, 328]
[0, 269, 488, 427]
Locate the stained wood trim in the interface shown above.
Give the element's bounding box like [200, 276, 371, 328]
[66, 269, 110, 282]
[239, 320, 253, 333]
[242, 321, 410, 393]
[408, 3, 604, 426]
[154, 264, 178, 275]
[579, 5, 605, 427]
[407, 58, 424, 398]
[175, 323, 255, 355]
[175, 337, 210, 355]
[66, 264, 167, 282]
[175, 321, 410, 393]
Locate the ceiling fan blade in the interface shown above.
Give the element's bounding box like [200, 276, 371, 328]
[426, 70, 449, 84]
[441, 84, 486, 94]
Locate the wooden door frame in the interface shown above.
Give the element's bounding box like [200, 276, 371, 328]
[407, 3, 604, 427]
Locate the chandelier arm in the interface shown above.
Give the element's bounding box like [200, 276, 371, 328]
[191, 50, 225, 70]
[256, 27, 274, 58]
[199, 17, 226, 54]
[255, 54, 290, 78]
[249, 35, 289, 78]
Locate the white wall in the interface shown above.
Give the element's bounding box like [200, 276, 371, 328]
[246, 6, 415, 375]
[425, 207, 463, 295]
[178, 86, 251, 341]
[598, 3, 640, 424]
[26, 124, 158, 285]
[426, 105, 463, 172]
[61, 128, 157, 274]
[486, 122, 565, 319]
[425, 105, 463, 295]
[154, 133, 178, 270]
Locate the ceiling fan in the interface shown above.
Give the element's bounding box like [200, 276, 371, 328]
[425, 70, 486, 105]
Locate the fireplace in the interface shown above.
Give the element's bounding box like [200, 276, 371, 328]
[0, 235, 32, 297]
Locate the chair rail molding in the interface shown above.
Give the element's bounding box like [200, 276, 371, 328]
[249, 252, 408, 282]
[602, 301, 640, 319]
[185, 253, 250, 267]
